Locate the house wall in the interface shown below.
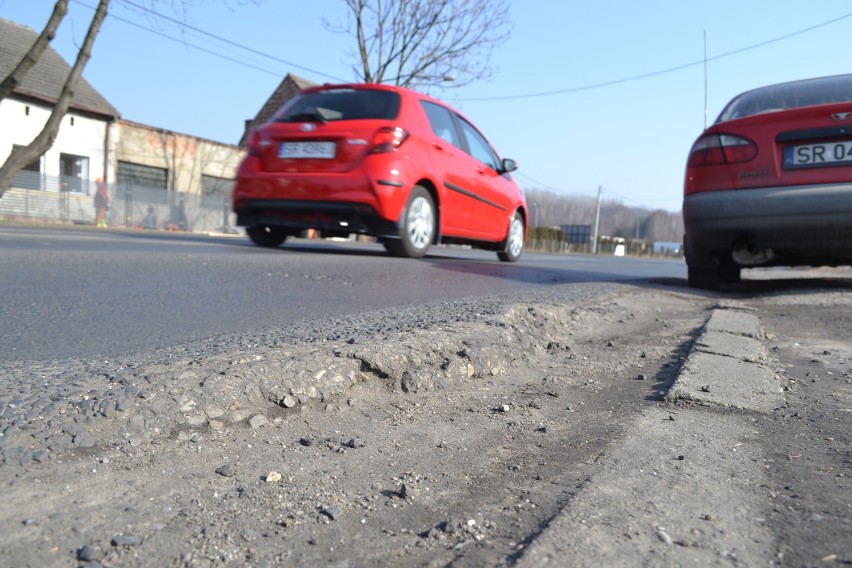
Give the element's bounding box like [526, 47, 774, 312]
[115, 121, 244, 196]
[0, 97, 110, 193]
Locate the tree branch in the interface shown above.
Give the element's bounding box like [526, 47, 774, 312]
[0, 0, 111, 198]
[331, 0, 511, 90]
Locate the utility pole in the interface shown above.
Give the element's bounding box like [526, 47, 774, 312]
[592, 185, 602, 254]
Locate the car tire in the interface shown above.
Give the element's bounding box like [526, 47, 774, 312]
[718, 259, 741, 284]
[687, 265, 722, 290]
[385, 186, 435, 258]
[247, 225, 288, 248]
[497, 211, 525, 262]
[687, 260, 742, 290]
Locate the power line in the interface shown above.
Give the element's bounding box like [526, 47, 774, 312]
[518, 173, 678, 210]
[598, 186, 660, 208]
[516, 172, 608, 201]
[515, 171, 576, 194]
[71, 0, 349, 82]
[459, 10, 852, 102]
[116, 0, 349, 82]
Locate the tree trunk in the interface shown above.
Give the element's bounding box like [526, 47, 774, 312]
[0, 0, 69, 102]
[0, 0, 110, 199]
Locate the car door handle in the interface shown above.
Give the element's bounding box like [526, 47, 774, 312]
[432, 142, 445, 151]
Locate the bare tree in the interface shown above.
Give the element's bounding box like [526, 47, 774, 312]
[0, 0, 110, 198]
[326, 0, 512, 90]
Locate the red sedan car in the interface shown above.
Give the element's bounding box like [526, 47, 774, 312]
[233, 83, 527, 261]
[683, 74, 852, 289]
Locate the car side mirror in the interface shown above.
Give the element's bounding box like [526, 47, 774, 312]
[498, 158, 518, 174]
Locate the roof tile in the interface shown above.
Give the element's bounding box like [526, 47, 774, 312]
[240, 73, 316, 145]
[0, 17, 119, 118]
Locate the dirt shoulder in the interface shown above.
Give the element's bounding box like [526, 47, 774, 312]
[1, 282, 849, 567]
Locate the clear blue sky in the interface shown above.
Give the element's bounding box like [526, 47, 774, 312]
[3, 0, 852, 212]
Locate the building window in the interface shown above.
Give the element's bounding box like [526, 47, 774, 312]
[117, 161, 168, 191]
[201, 174, 233, 196]
[59, 153, 89, 193]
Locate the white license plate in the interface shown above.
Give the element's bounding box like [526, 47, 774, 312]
[784, 140, 852, 168]
[279, 141, 335, 159]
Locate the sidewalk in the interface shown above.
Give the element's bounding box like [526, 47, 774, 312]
[517, 302, 785, 566]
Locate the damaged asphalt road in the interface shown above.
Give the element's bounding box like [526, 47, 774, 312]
[1, 281, 850, 567]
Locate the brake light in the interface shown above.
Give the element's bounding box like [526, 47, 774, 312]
[247, 130, 262, 157]
[687, 134, 757, 167]
[370, 127, 409, 153]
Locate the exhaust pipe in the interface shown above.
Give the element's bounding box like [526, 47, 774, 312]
[731, 240, 776, 266]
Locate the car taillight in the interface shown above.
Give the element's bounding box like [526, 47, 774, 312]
[687, 134, 757, 167]
[370, 127, 409, 153]
[247, 130, 262, 157]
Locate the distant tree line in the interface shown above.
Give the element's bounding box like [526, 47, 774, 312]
[524, 188, 684, 244]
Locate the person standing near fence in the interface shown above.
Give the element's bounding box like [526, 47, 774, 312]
[94, 178, 109, 228]
[142, 205, 158, 229]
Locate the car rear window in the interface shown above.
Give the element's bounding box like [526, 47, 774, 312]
[276, 89, 401, 122]
[716, 74, 852, 123]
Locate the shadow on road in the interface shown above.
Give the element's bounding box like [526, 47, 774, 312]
[729, 275, 852, 294]
[103, 229, 852, 297]
[223, 238, 665, 286]
[238, 238, 852, 297]
[653, 274, 852, 298]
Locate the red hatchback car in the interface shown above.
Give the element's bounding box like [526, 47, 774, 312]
[233, 83, 527, 261]
[683, 74, 852, 289]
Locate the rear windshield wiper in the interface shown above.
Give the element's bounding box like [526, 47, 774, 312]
[281, 111, 328, 124]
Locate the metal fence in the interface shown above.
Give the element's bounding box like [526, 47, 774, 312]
[112, 184, 237, 233]
[0, 173, 239, 234]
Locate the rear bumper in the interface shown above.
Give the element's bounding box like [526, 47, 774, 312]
[683, 183, 852, 264]
[235, 199, 399, 236]
[232, 156, 411, 236]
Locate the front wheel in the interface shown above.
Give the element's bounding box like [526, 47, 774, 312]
[384, 186, 435, 258]
[497, 212, 525, 262]
[246, 225, 287, 248]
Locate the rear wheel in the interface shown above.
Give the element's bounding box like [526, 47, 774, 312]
[718, 259, 741, 284]
[497, 211, 525, 262]
[686, 258, 741, 290]
[384, 186, 435, 258]
[687, 265, 722, 290]
[247, 225, 288, 248]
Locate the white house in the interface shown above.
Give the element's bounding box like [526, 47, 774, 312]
[0, 17, 245, 231]
[0, 17, 119, 195]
